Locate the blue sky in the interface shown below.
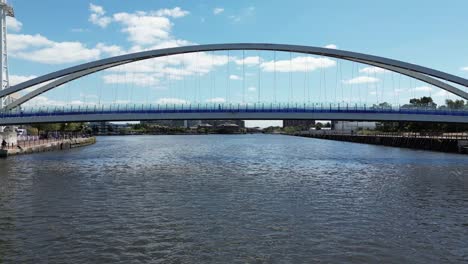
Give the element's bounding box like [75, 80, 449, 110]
[5, 0, 468, 126]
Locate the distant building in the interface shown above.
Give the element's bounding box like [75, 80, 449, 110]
[141, 120, 244, 129]
[201, 120, 245, 128]
[89, 122, 132, 135]
[216, 123, 241, 133]
[283, 120, 316, 129]
[332, 121, 377, 131]
[186, 120, 202, 128]
[89, 122, 109, 135]
[141, 120, 186, 128]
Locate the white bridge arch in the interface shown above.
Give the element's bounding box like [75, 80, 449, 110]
[1, 43, 468, 111]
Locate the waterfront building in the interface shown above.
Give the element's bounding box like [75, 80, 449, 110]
[201, 120, 245, 128]
[283, 120, 316, 130]
[216, 123, 241, 133]
[141, 120, 186, 128]
[332, 121, 377, 132]
[89, 122, 109, 135]
[140, 120, 244, 129]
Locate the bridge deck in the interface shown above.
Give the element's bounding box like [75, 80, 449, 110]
[1, 106, 468, 125]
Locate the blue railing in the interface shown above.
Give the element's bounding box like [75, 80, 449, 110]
[2, 103, 468, 119]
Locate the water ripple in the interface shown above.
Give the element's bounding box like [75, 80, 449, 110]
[0, 134, 467, 263]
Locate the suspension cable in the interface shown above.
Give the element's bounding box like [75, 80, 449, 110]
[257, 50, 261, 103]
[227, 50, 230, 103]
[274, 51, 277, 103]
[289, 52, 292, 103]
[243, 50, 246, 103]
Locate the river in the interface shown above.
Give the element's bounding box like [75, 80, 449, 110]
[0, 134, 467, 263]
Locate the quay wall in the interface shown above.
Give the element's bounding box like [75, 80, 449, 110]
[293, 133, 468, 154]
[0, 137, 96, 158]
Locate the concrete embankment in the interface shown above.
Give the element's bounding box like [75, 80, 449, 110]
[293, 133, 468, 154]
[0, 137, 96, 158]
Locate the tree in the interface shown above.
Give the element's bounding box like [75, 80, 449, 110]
[371, 102, 392, 109]
[27, 127, 39, 136]
[408, 96, 437, 108]
[32, 123, 61, 133]
[445, 99, 465, 109]
[376, 96, 468, 132]
[60, 123, 85, 132]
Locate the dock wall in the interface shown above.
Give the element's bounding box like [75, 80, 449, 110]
[293, 133, 468, 154]
[0, 137, 96, 158]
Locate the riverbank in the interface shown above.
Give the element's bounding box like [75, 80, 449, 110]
[0, 137, 96, 158]
[292, 132, 468, 154]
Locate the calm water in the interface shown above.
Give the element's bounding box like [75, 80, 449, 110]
[0, 134, 467, 263]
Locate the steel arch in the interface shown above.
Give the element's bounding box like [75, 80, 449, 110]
[2, 43, 468, 109]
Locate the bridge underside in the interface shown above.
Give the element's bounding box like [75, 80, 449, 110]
[1, 112, 468, 126]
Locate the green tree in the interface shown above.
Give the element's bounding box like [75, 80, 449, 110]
[371, 102, 392, 109]
[408, 96, 437, 108]
[376, 97, 468, 132]
[31, 123, 61, 133]
[445, 99, 465, 109]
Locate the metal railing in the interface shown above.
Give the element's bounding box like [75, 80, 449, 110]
[1, 103, 468, 119]
[296, 130, 468, 140]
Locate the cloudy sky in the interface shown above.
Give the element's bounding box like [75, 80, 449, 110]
[5, 0, 468, 127]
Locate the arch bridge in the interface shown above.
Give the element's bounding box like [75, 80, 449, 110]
[1, 43, 468, 125]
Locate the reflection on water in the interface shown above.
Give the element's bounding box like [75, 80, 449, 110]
[0, 135, 467, 263]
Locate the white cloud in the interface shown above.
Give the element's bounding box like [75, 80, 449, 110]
[9, 75, 38, 86]
[248, 86, 256, 92]
[461, 67, 468, 72]
[206, 97, 226, 103]
[113, 12, 172, 45]
[433, 90, 447, 97]
[324, 44, 338, 49]
[412, 86, 432, 92]
[229, 6, 255, 23]
[113, 7, 189, 46]
[213, 8, 224, 15]
[229, 15, 241, 23]
[107, 52, 228, 79]
[102, 73, 160, 87]
[359, 66, 389, 74]
[6, 10, 105, 65]
[260, 56, 336, 72]
[89, 3, 112, 28]
[24, 96, 64, 106]
[342, 76, 380, 84]
[6, 17, 22, 32]
[156, 97, 189, 104]
[395, 88, 404, 93]
[8, 34, 53, 53]
[8, 33, 104, 64]
[153, 7, 189, 18]
[71, 28, 90, 33]
[24, 96, 97, 107]
[234, 56, 260, 66]
[96, 43, 125, 56]
[229, 74, 242, 80]
[14, 41, 101, 64]
[89, 3, 105, 15]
